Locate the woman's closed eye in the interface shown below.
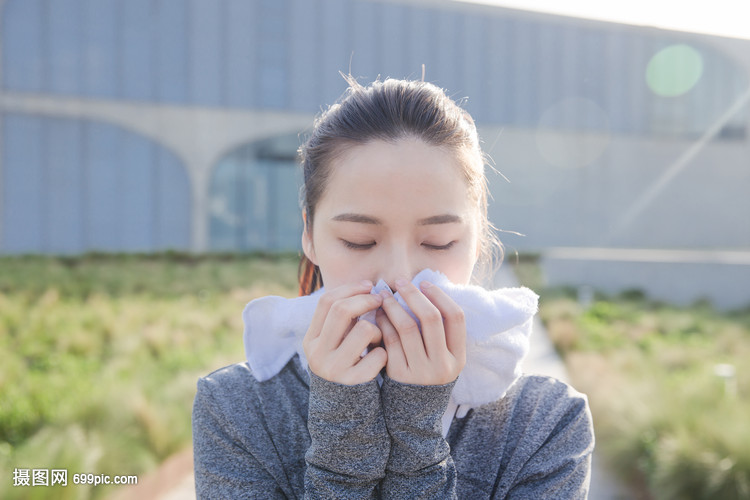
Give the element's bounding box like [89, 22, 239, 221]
[422, 241, 456, 251]
[340, 239, 456, 251]
[341, 239, 376, 250]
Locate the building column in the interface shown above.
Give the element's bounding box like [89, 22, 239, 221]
[189, 160, 211, 253]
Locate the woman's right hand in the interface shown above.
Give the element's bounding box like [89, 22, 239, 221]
[303, 281, 387, 385]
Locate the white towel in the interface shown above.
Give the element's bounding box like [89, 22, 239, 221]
[243, 268, 538, 412]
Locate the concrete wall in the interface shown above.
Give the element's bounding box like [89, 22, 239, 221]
[540, 248, 750, 310]
[479, 125, 750, 309]
[481, 126, 750, 252]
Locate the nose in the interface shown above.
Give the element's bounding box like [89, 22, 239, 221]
[381, 244, 416, 291]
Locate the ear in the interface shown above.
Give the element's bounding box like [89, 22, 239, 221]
[301, 211, 318, 265]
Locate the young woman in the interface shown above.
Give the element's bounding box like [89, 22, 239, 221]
[192, 78, 594, 499]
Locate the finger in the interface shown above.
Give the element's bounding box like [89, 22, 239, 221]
[347, 346, 387, 384]
[379, 288, 427, 364]
[306, 281, 374, 341]
[376, 307, 407, 369]
[337, 319, 383, 366]
[318, 293, 383, 351]
[394, 279, 447, 359]
[419, 281, 467, 364]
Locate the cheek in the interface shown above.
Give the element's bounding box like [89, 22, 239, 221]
[316, 246, 373, 289]
[444, 224, 481, 278]
[439, 253, 476, 285]
[421, 242, 477, 286]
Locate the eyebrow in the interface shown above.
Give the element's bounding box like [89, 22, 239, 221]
[417, 214, 463, 226]
[331, 213, 463, 225]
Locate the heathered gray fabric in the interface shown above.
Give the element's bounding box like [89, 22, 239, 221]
[192, 357, 594, 499]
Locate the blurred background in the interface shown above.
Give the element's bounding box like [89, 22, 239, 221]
[2, 0, 749, 307]
[1, 1, 749, 499]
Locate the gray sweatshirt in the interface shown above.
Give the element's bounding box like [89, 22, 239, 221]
[192, 357, 594, 499]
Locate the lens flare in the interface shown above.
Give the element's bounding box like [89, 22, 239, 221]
[646, 44, 704, 97]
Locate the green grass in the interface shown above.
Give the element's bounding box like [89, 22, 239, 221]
[539, 290, 750, 500]
[0, 252, 300, 499]
[5, 253, 748, 499]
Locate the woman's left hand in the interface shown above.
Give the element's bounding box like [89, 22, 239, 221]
[376, 280, 466, 385]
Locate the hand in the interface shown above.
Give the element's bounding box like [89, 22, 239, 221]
[303, 281, 387, 385]
[376, 280, 466, 385]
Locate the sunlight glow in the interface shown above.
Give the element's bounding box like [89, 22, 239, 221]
[453, 0, 750, 40]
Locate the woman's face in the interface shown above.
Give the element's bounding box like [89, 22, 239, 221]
[303, 138, 480, 290]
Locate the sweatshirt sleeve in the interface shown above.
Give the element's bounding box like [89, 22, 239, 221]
[192, 376, 288, 499]
[505, 389, 594, 499]
[379, 375, 458, 499]
[498, 377, 594, 500]
[304, 371, 390, 499]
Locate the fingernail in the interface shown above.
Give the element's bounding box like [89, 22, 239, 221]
[361, 280, 373, 288]
[378, 289, 391, 300]
[395, 278, 408, 288]
[420, 280, 432, 290]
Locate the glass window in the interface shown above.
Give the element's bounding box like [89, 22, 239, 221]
[209, 135, 303, 252]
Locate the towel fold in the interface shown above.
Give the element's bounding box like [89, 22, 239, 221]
[243, 268, 538, 410]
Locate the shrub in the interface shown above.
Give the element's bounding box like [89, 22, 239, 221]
[542, 293, 750, 500]
[0, 253, 299, 499]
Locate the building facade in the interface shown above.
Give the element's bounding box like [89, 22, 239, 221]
[2, 0, 749, 305]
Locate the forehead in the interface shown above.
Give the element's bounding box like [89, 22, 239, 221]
[321, 138, 473, 210]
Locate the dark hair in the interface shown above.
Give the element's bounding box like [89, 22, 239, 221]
[297, 77, 499, 295]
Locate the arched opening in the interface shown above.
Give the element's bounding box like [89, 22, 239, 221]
[209, 134, 303, 252]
